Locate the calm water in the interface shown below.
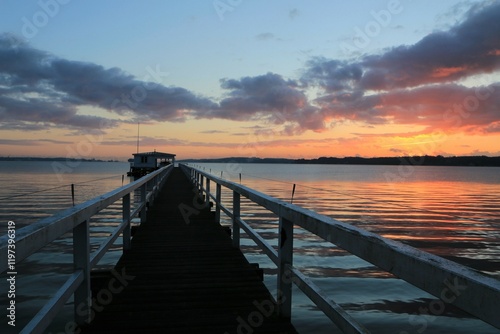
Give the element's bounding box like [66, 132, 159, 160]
[0, 161, 133, 334]
[1, 161, 499, 333]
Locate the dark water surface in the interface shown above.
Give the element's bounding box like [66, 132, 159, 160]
[0, 161, 499, 333]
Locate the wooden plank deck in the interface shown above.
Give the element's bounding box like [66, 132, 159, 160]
[81, 167, 297, 334]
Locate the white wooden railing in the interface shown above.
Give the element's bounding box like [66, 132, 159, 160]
[0, 164, 173, 334]
[181, 163, 500, 333]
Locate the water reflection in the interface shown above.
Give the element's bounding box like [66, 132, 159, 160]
[1, 163, 499, 333]
[202, 163, 500, 333]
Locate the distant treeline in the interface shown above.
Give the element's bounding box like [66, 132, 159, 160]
[297, 155, 500, 166]
[182, 155, 500, 167]
[0, 157, 119, 162]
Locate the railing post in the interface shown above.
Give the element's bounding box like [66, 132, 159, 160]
[140, 183, 146, 224]
[149, 179, 155, 203]
[152, 175, 157, 201]
[215, 183, 221, 224]
[73, 220, 91, 325]
[123, 194, 131, 251]
[200, 175, 204, 201]
[206, 178, 211, 204]
[232, 191, 240, 248]
[277, 215, 293, 319]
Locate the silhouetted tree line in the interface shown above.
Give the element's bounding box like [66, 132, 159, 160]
[184, 155, 500, 166]
[296, 155, 500, 166]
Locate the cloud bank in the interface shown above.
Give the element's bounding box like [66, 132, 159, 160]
[299, 1, 500, 133]
[0, 1, 499, 137]
[0, 35, 216, 130]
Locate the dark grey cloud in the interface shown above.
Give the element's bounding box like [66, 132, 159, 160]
[1, 1, 499, 137]
[314, 83, 500, 132]
[194, 72, 324, 133]
[301, 58, 363, 92]
[0, 93, 116, 129]
[0, 122, 47, 131]
[203, 0, 500, 135]
[0, 35, 216, 131]
[303, 1, 500, 92]
[298, 1, 500, 133]
[0, 138, 72, 145]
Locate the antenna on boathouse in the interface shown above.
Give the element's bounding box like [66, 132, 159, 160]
[136, 122, 140, 154]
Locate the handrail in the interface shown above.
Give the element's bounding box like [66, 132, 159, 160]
[0, 164, 173, 333]
[181, 163, 500, 333]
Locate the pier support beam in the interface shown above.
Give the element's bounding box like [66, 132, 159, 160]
[140, 183, 146, 224]
[206, 178, 211, 206]
[215, 183, 221, 224]
[277, 216, 293, 319]
[200, 175, 204, 201]
[232, 191, 240, 248]
[123, 194, 131, 251]
[73, 220, 91, 325]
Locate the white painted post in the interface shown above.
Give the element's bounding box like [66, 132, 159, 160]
[149, 178, 155, 203]
[123, 194, 131, 251]
[140, 183, 146, 224]
[277, 215, 293, 319]
[200, 175, 204, 201]
[232, 191, 240, 248]
[206, 178, 211, 205]
[73, 220, 91, 325]
[215, 183, 221, 224]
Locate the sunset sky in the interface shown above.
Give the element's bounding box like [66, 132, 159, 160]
[0, 0, 499, 160]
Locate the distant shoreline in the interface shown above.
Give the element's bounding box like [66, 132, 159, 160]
[181, 155, 500, 167]
[2, 155, 500, 167]
[0, 157, 120, 163]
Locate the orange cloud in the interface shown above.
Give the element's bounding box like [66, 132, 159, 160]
[430, 66, 467, 78]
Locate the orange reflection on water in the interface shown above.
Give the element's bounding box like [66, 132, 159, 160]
[205, 163, 500, 274]
[381, 234, 487, 242]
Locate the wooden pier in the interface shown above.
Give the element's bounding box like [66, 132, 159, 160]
[81, 167, 298, 333]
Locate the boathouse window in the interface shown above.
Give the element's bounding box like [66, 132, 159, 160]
[141, 156, 147, 163]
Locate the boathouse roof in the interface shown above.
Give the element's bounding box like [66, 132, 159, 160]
[133, 151, 176, 158]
